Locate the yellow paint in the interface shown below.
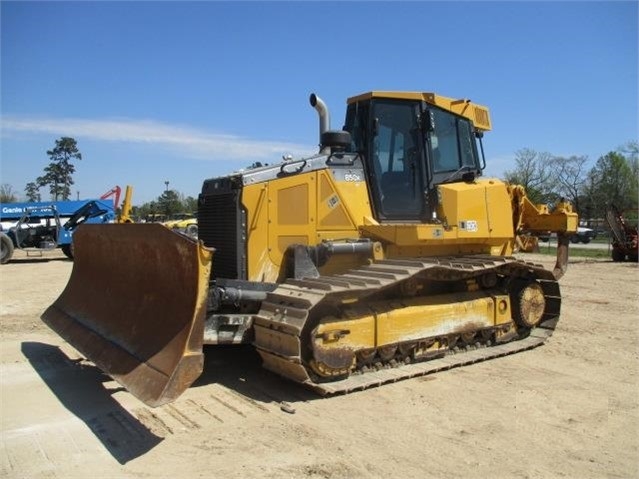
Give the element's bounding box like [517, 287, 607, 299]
[347, 91, 492, 131]
[237, 93, 576, 283]
[509, 184, 578, 234]
[314, 291, 512, 352]
[436, 179, 513, 239]
[315, 314, 375, 350]
[267, 177, 314, 266]
[242, 168, 375, 282]
[317, 172, 354, 229]
[322, 172, 373, 229]
[359, 178, 516, 256]
[277, 184, 309, 225]
[241, 164, 573, 282]
[243, 183, 278, 282]
[375, 295, 494, 345]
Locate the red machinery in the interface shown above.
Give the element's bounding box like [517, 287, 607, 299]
[100, 186, 122, 209]
[606, 205, 638, 262]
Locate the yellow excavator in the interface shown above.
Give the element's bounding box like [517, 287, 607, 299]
[116, 185, 134, 224]
[42, 91, 578, 407]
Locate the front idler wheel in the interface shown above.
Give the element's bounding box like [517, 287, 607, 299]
[309, 327, 355, 379]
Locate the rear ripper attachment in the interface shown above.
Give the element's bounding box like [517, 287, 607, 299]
[253, 256, 560, 395]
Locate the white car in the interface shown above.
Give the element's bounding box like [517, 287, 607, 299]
[570, 226, 596, 244]
[539, 226, 596, 244]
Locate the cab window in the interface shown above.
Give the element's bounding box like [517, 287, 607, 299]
[371, 101, 423, 218]
[429, 108, 479, 173]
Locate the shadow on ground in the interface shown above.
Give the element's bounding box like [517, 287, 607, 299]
[8, 256, 70, 265]
[192, 344, 319, 405]
[21, 341, 163, 464]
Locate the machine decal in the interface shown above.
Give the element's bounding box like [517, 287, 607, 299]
[459, 220, 478, 232]
[343, 172, 362, 182]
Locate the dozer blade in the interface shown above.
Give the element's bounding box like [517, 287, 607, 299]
[41, 224, 213, 407]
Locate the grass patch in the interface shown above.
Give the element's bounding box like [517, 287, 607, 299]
[590, 236, 612, 245]
[535, 245, 611, 259]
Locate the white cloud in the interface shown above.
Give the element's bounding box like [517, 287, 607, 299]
[1, 115, 315, 161]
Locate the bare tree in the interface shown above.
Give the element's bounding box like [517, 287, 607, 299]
[553, 155, 589, 213]
[0, 184, 17, 203]
[503, 148, 554, 204]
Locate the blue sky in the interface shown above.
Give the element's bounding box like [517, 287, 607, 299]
[1, 1, 637, 204]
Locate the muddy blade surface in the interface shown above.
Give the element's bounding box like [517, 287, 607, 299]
[41, 224, 212, 407]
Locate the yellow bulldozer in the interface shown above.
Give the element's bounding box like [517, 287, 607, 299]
[42, 91, 578, 407]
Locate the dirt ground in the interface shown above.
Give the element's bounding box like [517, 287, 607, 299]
[1, 249, 637, 479]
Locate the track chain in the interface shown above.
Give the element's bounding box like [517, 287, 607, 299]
[253, 255, 560, 395]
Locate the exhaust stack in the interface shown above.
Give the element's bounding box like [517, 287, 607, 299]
[310, 93, 330, 154]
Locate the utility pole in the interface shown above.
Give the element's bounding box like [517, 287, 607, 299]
[164, 181, 170, 218]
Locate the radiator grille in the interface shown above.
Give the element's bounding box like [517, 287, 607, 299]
[198, 188, 244, 280]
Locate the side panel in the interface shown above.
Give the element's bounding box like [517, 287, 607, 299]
[316, 169, 372, 233]
[437, 179, 514, 241]
[244, 166, 373, 282]
[243, 183, 275, 282]
[360, 179, 516, 257]
[267, 175, 316, 266]
[316, 169, 376, 275]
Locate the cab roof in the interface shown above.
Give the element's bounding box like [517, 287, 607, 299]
[347, 91, 492, 132]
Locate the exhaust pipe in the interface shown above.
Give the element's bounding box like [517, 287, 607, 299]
[309, 93, 330, 153]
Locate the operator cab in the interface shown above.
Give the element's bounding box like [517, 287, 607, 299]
[343, 91, 490, 222]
